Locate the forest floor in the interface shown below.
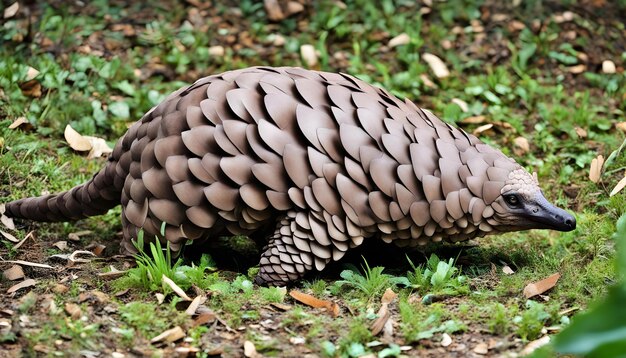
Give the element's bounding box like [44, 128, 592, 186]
[1, 0, 625, 357]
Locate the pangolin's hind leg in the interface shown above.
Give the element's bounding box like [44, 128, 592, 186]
[255, 210, 351, 286]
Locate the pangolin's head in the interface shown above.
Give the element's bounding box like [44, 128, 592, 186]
[490, 168, 576, 232]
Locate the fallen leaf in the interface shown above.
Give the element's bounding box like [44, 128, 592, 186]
[1, 215, 15, 230]
[162, 275, 192, 301]
[300, 44, 318, 67]
[151, 326, 185, 343]
[461, 115, 486, 124]
[566, 64, 586, 74]
[1, 260, 53, 269]
[25, 67, 39, 81]
[3, 2, 19, 19]
[64, 125, 92, 151]
[7, 279, 36, 294]
[441, 332, 452, 347]
[8, 117, 30, 130]
[371, 288, 397, 335]
[473, 123, 494, 136]
[451, 98, 469, 112]
[610, 176, 626, 197]
[156, 293, 165, 304]
[264, 0, 285, 21]
[244, 340, 258, 357]
[502, 265, 515, 275]
[285, 1, 304, 15]
[20, 80, 41, 98]
[289, 290, 340, 317]
[208, 45, 225, 57]
[514, 137, 530, 154]
[53, 241, 68, 250]
[589, 155, 604, 183]
[90, 244, 106, 256]
[12, 231, 34, 250]
[289, 336, 306, 345]
[97, 266, 127, 280]
[0, 230, 18, 243]
[574, 127, 587, 138]
[523, 273, 561, 298]
[3, 265, 24, 281]
[85, 136, 112, 159]
[422, 53, 450, 78]
[389, 33, 410, 48]
[65, 303, 82, 319]
[194, 311, 217, 326]
[185, 295, 207, 315]
[602, 60, 616, 74]
[53, 284, 69, 294]
[520, 336, 550, 355]
[473, 342, 489, 355]
[419, 74, 437, 89]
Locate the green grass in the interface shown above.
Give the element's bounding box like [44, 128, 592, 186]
[1, 1, 625, 355]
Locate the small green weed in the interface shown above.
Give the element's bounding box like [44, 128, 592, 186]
[334, 258, 410, 299]
[406, 254, 469, 295]
[513, 300, 551, 341]
[399, 300, 466, 343]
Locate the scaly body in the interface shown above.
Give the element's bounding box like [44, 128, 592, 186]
[4, 67, 576, 285]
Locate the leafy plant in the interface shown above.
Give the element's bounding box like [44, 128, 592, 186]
[334, 258, 410, 299]
[399, 300, 466, 342]
[406, 254, 468, 295]
[553, 214, 626, 356]
[127, 229, 183, 292]
[513, 300, 551, 341]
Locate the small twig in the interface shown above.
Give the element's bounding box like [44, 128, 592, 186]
[0, 259, 53, 269]
[13, 231, 35, 250]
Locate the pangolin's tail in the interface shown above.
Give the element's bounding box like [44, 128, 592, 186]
[5, 145, 128, 222]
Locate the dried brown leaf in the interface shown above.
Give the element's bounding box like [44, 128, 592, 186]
[185, 295, 207, 315]
[53, 241, 68, 250]
[1, 215, 15, 230]
[520, 336, 551, 355]
[616, 122, 626, 133]
[289, 290, 340, 317]
[8, 117, 29, 129]
[3, 265, 24, 281]
[502, 265, 515, 275]
[575, 126, 587, 138]
[264, 0, 285, 21]
[602, 60, 616, 74]
[300, 44, 318, 67]
[2, 260, 52, 269]
[461, 115, 486, 124]
[4, 2, 19, 19]
[589, 155, 604, 183]
[423, 53, 450, 78]
[20, 80, 41, 98]
[7, 279, 36, 294]
[1, 230, 18, 243]
[523, 273, 561, 298]
[473, 342, 489, 355]
[371, 289, 397, 335]
[13, 231, 33, 250]
[419, 74, 437, 89]
[64, 125, 92, 151]
[194, 311, 217, 326]
[610, 176, 626, 197]
[473, 123, 494, 136]
[65, 303, 82, 319]
[451, 98, 469, 112]
[513, 137, 530, 154]
[162, 275, 192, 301]
[566, 64, 586, 74]
[389, 33, 410, 48]
[91, 244, 106, 256]
[244, 340, 259, 357]
[151, 326, 185, 343]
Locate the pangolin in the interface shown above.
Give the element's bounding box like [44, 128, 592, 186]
[4, 66, 576, 285]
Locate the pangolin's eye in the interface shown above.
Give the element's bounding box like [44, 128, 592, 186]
[504, 194, 521, 208]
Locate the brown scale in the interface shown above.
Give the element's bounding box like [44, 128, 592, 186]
[3, 67, 576, 286]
